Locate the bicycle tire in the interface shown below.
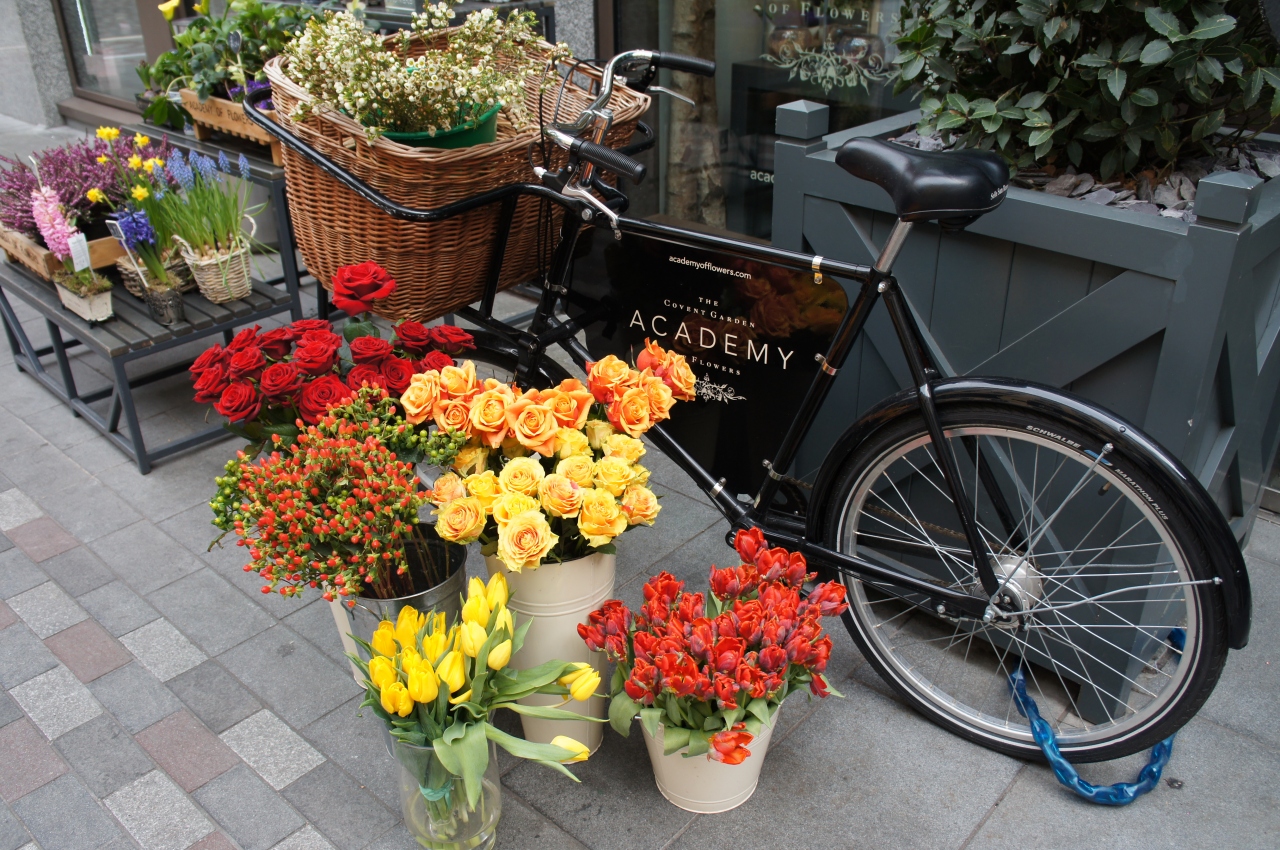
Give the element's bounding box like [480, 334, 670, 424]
[820, 400, 1228, 762]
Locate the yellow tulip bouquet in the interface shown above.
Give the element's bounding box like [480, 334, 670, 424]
[402, 340, 697, 573]
[351, 573, 601, 832]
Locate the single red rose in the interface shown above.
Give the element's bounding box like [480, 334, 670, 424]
[298, 329, 343, 351]
[256, 327, 295, 360]
[427, 324, 475, 355]
[298, 374, 351, 424]
[226, 325, 261, 352]
[292, 342, 339, 376]
[192, 362, 230, 404]
[349, 335, 393, 365]
[331, 262, 396, 315]
[189, 343, 228, 376]
[289, 318, 333, 334]
[228, 346, 266, 381]
[734, 527, 767, 566]
[416, 350, 454, 373]
[393, 320, 434, 355]
[259, 362, 303, 400]
[214, 381, 261, 422]
[380, 358, 415, 394]
[346, 364, 386, 392]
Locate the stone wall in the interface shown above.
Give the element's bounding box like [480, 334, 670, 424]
[556, 0, 595, 60]
[1, 0, 73, 126]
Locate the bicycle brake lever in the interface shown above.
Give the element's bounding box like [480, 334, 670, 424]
[647, 85, 696, 106]
[562, 183, 621, 240]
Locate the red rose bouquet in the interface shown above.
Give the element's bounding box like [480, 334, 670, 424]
[581, 528, 848, 763]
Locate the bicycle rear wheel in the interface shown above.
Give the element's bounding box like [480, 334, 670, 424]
[822, 401, 1228, 762]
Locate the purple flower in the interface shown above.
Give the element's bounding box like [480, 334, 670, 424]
[217, 151, 231, 174]
[237, 154, 251, 180]
[193, 154, 218, 184]
[114, 209, 156, 251]
[167, 151, 195, 191]
[30, 187, 77, 260]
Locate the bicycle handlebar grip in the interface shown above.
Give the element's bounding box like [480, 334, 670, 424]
[573, 139, 647, 183]
[650, 52, 716, 76]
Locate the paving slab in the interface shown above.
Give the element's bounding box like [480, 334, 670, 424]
[611, 486, 723, 587]
[0, 718, 68, 802]
[119, 618, 209, 682]
[0, 444, 95, 501]
[10, 774, 120, 850]
[43, 619, 131, 683]
[9, 665, 102, 740]
[302, 696, 400, 811]
[135, 709, 239, 793]
[271, 825, 337, 850]
[166, 660, 262, 735]
[194, 765, 305, 850]
[282, 600, 348, 669]
[36, 547, 115, 597]
[77, 581, 160, 636]
[53, 713, 156, 798]
[221, 709, 326, 791]
[148, 569, 273, 656]
[30, 480, 143, 544]
[0, 801, 32, 850]
[218, 625, 360, 728]
[6, 581, 87, 638]
[0, 602, 14, 631]
[96, 446, 225, 523]
[190, 833, 239, 850]
[282, 761, 397, 850]
[89, 521, 204, 595]
[0, 623, 58, 689]
[0, 490, 42, 532]
[105, 770, 214, 850]
[0, 691, 21, 729]
[3, 518, 78, 563]
[967, 716, 1280, 849]
[87, 662, 182, 735]
[495, 791, 591, 850]
[0, 549, 47, 600]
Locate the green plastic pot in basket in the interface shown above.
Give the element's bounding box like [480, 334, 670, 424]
[382, 102, 502, 149]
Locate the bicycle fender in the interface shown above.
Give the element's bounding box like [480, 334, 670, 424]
[808, 377, 1252, 649]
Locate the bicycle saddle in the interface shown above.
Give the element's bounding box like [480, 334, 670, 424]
[834, 138, 1010, 229]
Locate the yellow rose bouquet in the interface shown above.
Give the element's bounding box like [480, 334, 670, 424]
[399, 340, 696, 572]
[352, 574, 600, 840]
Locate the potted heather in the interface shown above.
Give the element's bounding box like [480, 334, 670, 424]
[409, 340, 696, 751]
[582, 528, 849, 812]
[349, 579, 597, 849]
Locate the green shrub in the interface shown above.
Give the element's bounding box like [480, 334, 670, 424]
[892, 0, 1280, 178]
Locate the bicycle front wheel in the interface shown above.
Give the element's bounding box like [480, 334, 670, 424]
[823, 401, 1228, 762]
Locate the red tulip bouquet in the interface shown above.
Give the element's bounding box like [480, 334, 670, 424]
[580, 528, 849, 763]
[189, 262, 475, 453]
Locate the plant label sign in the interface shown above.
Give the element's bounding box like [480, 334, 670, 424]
[67, 233, 90, 272]
[585, 233, 848, 497]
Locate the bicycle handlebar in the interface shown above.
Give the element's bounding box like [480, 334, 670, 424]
[649, 51, 717, 76]
[574, 139, 647, 183]
[546, 49, 716, 137]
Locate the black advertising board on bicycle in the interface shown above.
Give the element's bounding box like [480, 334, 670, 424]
[584, 234, 848, 500]
[244, 46, 1251, 767]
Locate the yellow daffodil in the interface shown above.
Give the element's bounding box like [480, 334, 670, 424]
[436, 650, 466, 693]
[487, 639, 511, 670]
[461, 593, 490, 630]
[86, 188, 106, 204]
[131, 185, 149, 202]
[194, 0, 208, 13]
[458, 620, 487, 658]
[407, 662, 439, 703]
[142, 158, 163, 174]
[133, 133, 150, 148]
[371, 621, 397, 656]
[550, 736, 590, 763]
[485, 572, 508, 609]
[95, 155, 108, 164]
[95, 126, 119, 142]
[448, 688, 473, 705]
[395, 605, 424, 648]
[368, 655, 396, 690]
[492, 605, 513, 638]
[158, 0, 180, 22]
[380, 681, 413, 717]
[127, 154, 143, 170]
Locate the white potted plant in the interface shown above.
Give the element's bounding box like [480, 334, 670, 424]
[30, 185, 113, 322]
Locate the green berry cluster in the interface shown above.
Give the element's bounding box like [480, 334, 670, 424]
[210, 455, 247, 532]
[423, 429, 467, 468]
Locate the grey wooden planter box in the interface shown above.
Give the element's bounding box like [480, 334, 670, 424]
[772, 102, 1280, 541]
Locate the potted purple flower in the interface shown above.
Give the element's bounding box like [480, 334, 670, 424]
[29, 186, 113, 322]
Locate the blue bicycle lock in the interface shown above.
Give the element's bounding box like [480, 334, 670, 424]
[1007, 630, 1183, 806]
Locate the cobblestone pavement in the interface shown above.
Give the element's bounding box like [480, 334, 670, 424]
[1, 117, 1278, 850]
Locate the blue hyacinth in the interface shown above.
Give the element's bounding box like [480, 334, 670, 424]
[238, 154, 250, 180]
[115, 210, 156, 251]
[193, 154, 217, 184]
[217, 151, 231, 174]
[167, 151, 195, 191]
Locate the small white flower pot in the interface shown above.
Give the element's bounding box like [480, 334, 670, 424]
[485, 552, 616, 753]
[640, 709, 779, 814]
[55, 285, 112, 322]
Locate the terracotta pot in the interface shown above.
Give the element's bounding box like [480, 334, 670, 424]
[485, 552, 616, 753]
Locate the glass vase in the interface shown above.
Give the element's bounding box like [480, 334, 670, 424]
[394, 739, 501, 850]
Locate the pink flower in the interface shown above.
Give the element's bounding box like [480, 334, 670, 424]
[30, 187, 77, 260]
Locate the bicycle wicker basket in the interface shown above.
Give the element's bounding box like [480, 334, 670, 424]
[263, 33, 649, 322]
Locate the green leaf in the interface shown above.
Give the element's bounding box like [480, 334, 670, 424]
[1117, 34, 1145, 64]
[745, 697, 772, 725]
[945, 93, 971, 113]
[1188, 14, 1235, 40]
[1144, 8, 1185, 41]
[484, 725, 581, 781]
[969, 99, 998, 119]
[1066, 140, 1083, 166]
[1099, 148, 1122, 180]
[1130, 87, 1159, 107]
[503, 702, 603, 722]
[431, 736, 461, 774]
[456, 721, 489, 810]
[1004, 42, 1032, 55]
[661, 725, 691, 756]
[639, 707, 663, 738]
[1224, 58, 1244, 76]
[1101, 66, 1127, 100]
[996, 125, 1013, 149]
[1075, 53, 1111, 69]
[981, 115, 1003, 133]
[608, 695, 639, 737]
[901, 54, 926, 80]
[1140, 39, 1172, 65]
[1027, 127, 1054, 146]
[342, 320, 377, 343]
[935, 111, 968, 130]
[685, 729, 710, 758]
[1015, 91, 1047, 109]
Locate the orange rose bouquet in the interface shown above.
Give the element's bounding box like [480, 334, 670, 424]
[399, 340, 696, 572]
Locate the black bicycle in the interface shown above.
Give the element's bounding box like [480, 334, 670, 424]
[245, 49, 1251, 763]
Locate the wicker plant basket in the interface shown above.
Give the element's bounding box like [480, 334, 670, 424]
[115, 254, 195, 298]
[263, 34, 649, 322]
[176, 239, 254, 304]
